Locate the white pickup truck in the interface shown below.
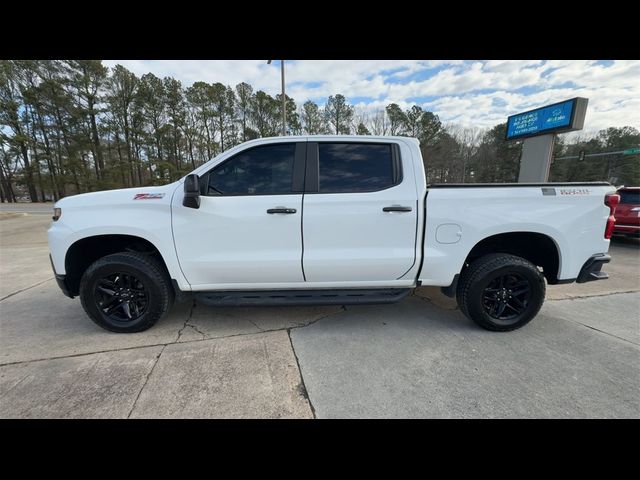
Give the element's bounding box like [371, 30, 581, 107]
[48, 136, 619, 333]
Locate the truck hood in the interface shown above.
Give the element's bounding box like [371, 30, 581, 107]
[55, 183, 180, 209]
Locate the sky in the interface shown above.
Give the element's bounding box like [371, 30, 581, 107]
[103, 60, 639, 137]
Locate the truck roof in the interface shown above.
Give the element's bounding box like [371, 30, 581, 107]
[246, 135, 420, 143]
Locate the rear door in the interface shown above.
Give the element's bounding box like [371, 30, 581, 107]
[301, 141, 418, 283]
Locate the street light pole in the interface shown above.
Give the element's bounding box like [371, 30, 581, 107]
[280, 60, 286, 136]
[267, 60, 287, 136]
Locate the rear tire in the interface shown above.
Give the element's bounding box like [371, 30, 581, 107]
[79, 252, 173, 333]
[456, 253, 545, 332]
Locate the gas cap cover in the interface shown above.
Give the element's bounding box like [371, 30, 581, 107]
[436, 223, 462, 244]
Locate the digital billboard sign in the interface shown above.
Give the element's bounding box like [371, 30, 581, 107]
[505, 98, 588, 141]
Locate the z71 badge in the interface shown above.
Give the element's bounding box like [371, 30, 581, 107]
[133, 193, 165, 200]
[559, 188, 591, 196]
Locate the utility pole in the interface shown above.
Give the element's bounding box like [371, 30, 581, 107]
[267, 60, 287, 135]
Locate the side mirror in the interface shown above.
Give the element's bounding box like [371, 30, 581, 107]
[183, 174, 201, 209]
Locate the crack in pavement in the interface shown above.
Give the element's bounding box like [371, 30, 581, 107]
[187, 323, 208, 339]
[127, 345, 166, 418]
[566, 320, 640, 347]
[551, 313, 640, 347]
[547, 290, 640, 301]
[292, 305, 348, 330]
[0, 303, 350, 367]
[247, 318, 264, 332]
[3, 290, 636, 368]
[126, 303, 347, 419]
[175, 301, 197, 343]
[0, 277, 54, 302]
[287, 328, 316, 419]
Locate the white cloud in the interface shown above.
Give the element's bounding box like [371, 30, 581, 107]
[102, 59, 640, 136]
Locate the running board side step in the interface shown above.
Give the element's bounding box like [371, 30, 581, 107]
[194, 288, 412, 307]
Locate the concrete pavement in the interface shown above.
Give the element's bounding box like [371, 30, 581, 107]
[0, 214, 53, 299]
[290, 292, 639, 418]
[0, 213, 638, 418]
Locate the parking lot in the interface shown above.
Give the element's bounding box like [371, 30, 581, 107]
[1, 205, 639, 418]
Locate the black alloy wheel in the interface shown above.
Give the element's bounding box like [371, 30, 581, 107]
[94, 272, 149, 322]
[481, 273, 531, 321]
[456, 253, 546, 332]
[79, 252, 173, 333]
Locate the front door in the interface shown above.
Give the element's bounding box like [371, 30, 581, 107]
[172, 141, 306, 288]
[302, 141, 418, 283]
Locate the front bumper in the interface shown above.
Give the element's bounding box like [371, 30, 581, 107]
[576, 254, 611, 283]
[50, 254, 74, 298]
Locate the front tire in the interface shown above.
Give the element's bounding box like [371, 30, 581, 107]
[456, 253, 545, 332]
[79, 252, 173, 333]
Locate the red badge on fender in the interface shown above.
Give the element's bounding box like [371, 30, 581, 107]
[133, 193, 165, 200]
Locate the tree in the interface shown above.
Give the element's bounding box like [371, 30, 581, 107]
[0, 61, 40, 201]
[550, 126, 640, 186]
[235, 82, 253, 142]
[448, 125, 483, 182]
[385, 103, 406, 136]
[211, 82, 236, 152]
[163, 77, 186, 175]
[0, 59, 634, 200]
[404, 105, 424, 138]
[106, 65, 139, 185]
[417, 111, 443, 147]
[325, 94, 353, 135]
[423, 131, 460, 183]
[369, 109, 389, 135]
[276, 93, 301, 135]
[64, 60, 108, 183]
[597, 127, 640, 185]
[356, 122, 371, 135]
[0, 139, 18, 202]
[472, 123, 522, 183]
[301, 100, 328, 134]
[251, 91, 280, 137]
[186, 82, 216, 160]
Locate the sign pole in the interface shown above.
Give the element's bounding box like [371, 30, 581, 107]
[518, 134, 556, 182]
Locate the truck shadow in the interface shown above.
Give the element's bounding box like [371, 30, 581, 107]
[186, 294, 473, 341]
[611, 235, 640, 249]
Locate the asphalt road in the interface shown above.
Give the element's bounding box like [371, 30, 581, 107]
[0, 213, 638, 418]
[0, 202, 54, 215]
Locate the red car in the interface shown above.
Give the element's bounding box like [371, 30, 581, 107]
[613, 187, 640, 237]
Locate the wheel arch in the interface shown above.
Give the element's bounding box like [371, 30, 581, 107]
[64, 234, 172, 296]
[462, 231, 561, 284]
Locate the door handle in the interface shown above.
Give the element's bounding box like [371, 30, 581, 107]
[267, 207, 297, 214]
[383, 206, 412, 212]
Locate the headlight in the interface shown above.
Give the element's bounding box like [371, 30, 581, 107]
[52, 207, 62, 221]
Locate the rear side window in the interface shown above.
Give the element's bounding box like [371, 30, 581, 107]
[318, 143, 398, 193]
[619, 191, 640, 204]
[207, 143, 295, 195]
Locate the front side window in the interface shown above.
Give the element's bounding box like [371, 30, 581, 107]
[318, 143, 396, 193]
[207, 143, 296, 195]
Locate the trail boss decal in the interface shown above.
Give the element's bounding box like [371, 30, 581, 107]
[559, 188, 591, 196]
[133, 193, 165, 200]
